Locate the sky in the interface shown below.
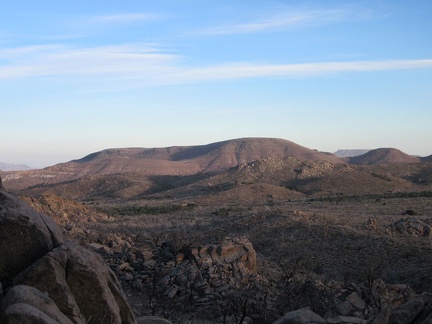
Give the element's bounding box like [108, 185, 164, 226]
[1, 0, 431, 168]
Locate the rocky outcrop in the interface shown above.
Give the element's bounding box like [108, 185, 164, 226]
[12, 241, 136, 324]
[391, 218, 432, 237]
[0, 182, 63, 282]
[108, 236, 258, 306]
[0, 176, 136, 324]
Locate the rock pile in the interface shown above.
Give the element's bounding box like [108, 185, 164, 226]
[392, 217, 432, 237]
[0, 177, 136, 323]
[88, 230, 260, 320]
[159, 236, 257, 302]
[105, 236, 258, 304]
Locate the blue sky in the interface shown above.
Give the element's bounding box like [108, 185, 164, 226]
[1, 0, 431, 168]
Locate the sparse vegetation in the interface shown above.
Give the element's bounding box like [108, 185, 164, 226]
[100, 203, 195, 216]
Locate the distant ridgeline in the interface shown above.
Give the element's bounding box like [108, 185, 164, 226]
[334, 149, 370, 158]
[0, 161, 32, 171]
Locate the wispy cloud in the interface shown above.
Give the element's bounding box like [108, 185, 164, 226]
[0, 44, 177, 80]
[1, 43, 432, 84]
[91, 13, 161, 24]
[190, 7, 367, 36]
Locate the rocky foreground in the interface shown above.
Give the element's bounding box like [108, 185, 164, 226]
[2, 173, 432, 323]
[0, 176, 165, 323]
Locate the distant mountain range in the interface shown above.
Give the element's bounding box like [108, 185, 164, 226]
[1, 138, 431, 199]
[0, 161, 31, 171]
[334, 149, 371, 158]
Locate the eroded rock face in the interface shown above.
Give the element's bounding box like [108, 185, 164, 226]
[0, 180, 63, 282]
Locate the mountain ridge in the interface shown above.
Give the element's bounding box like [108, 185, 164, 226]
[2, 138, 431, 198]
[348, 148, 421, 165]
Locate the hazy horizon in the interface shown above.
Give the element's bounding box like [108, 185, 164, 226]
[2, 1, 431, 168]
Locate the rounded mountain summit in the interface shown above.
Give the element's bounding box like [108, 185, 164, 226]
[55, 137, 343, 177]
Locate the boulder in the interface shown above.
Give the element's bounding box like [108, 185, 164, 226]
[0, 178, 136, 323]
[0, 182, 63, 281]
[388, 295, 424, 324]
[414, 292, 432, 323]
[13, 249, 85, 324]
[335, 300, 353, 316]
[348, 292, 366, 310]
[14, 241, 136, 324]
[0, 285, 73, 324]
[273, 307, 326, 324]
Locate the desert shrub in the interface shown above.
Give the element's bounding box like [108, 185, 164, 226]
[101, 204, 195, 216]
[212, 208, 230, 216]
[370, 172, 392, 182]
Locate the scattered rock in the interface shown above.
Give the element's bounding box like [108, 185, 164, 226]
[348, 292, 366, 310]
[336, 300, 353, 316]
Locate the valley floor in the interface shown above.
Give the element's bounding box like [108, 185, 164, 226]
[77, 194, 432, 322]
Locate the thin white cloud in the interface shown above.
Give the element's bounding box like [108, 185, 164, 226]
[190, 8, 365, 36]
[1, 44, 432, 83]
[0, 44, 177, 79]
[91, 13, 160, 24]
[176, 60, 432, 81]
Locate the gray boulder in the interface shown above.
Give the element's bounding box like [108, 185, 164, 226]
[0, 177, 136, 324]
[0, 181, 63, 281]
[14, 241, 136, 324]
[273, 307, 326, 324]
[388, 295, 424, 324]
[0, 285, 73, 324]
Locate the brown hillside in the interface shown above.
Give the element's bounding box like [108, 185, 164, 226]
[67, 137, 342, 174]
[147, 157, 419, 201]
[348, 148, 421, 165]
[2, 138, 342, 192]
